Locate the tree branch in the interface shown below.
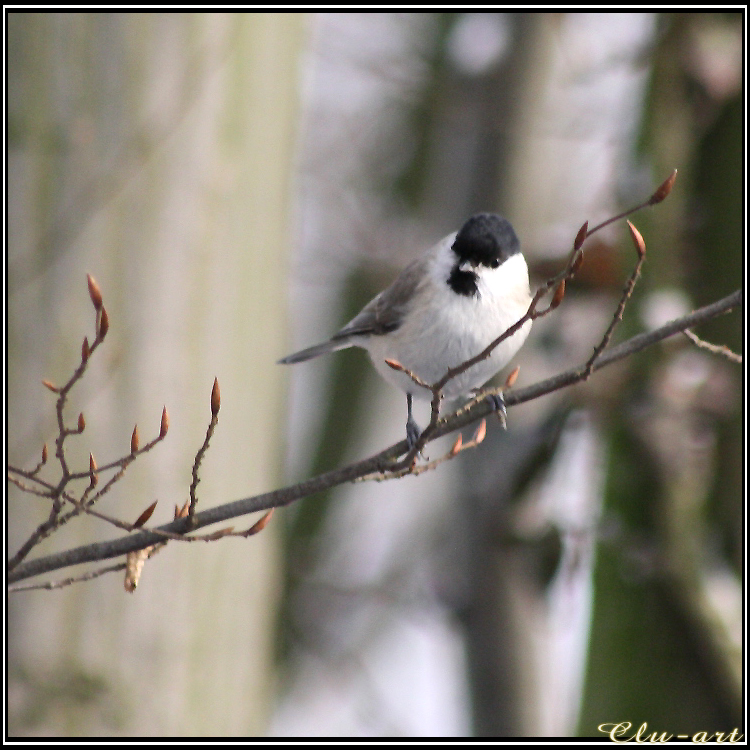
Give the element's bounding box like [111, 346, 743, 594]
[7, 288, 740, 585]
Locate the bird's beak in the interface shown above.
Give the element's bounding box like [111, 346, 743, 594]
[459, 259, 477, 273]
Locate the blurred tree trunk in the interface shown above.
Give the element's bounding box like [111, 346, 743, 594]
[8, 13, 305, 736]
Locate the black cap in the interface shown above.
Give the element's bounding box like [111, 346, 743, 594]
[451, 213, 520, 269]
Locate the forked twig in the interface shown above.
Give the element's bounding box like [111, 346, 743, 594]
[7, 277, 273, 592]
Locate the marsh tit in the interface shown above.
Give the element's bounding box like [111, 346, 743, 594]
[279, 213, 532, 448]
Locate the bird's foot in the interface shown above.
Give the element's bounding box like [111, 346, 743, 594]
[406, 415, 422, 453]
[485, 391, 507, 430]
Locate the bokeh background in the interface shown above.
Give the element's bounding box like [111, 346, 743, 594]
[7, 12, 743, 738]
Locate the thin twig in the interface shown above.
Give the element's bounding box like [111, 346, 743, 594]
[581, 220, 646, 379]
[7, 278, 107, 569]
[184, 379, 222, 518]
[6, 278, 169, 571]
[684, 329, 742, 364]
[585, 169, 677, 236]
[8, 563, 127, 593]
[357, 419, 488, 482]
[65, 433, 165, 480]
[7, 473, 55, 499]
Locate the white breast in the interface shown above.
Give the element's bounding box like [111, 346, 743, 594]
[364, 251, 532, 399]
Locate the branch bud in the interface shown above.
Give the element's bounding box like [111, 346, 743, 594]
[571, 249, 584, 275]
[627, 220, 646, 259]
[574, 221, 588, 251]
[78, 412, 86, 432]
[505, 366, 520, 389]
[244, 509, 274, 537]
[131, 425, 140, 453]
[42, 443, 48, 464]
[133, 500, 158, 529]
[649, 169, 677, 205]
[211, 377, 221, 417]
[160, 406, 169, 439]
[42, 379, 60, 393]
[98, 306, 109, 340]
[81, 336, 90, 364]
[384, 358, 405, 372]
[472, 419, 487, 445]
[550, 279, 566, 310]
[87, 274, 103, 310]
[449, 434, 463, 457]
[89, 453, 99, 486]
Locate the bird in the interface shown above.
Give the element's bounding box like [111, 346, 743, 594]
[278, 213, 532, 450]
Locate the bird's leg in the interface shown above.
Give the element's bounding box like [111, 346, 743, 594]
[405, 393, 422, 450]
[485, 391, 507, 429]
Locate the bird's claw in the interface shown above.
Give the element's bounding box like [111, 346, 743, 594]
[406, 416, 422, 455]
[486, 392, 507, 429]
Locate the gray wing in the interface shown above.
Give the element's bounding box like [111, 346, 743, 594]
[332, 254, 428, 340]
[278, 246, 436, 365]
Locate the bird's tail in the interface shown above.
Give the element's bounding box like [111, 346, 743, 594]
[277, 338, 353, 365]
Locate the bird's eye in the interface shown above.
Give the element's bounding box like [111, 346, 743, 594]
[490, 258, 500, 269]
